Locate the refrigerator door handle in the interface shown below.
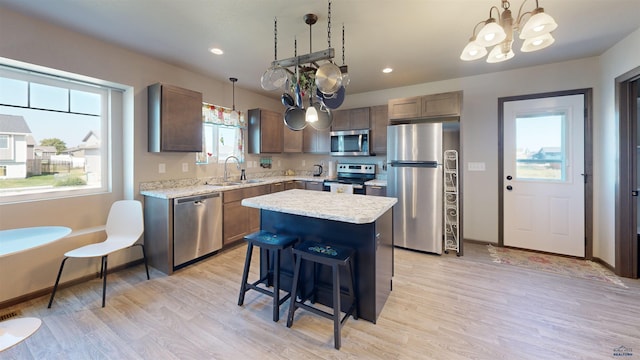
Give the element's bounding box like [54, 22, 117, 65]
[389, 160, 439, 168]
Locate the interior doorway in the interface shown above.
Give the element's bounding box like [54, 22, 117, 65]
[498, 89, 593, 258]
[615, 67, 640, 279]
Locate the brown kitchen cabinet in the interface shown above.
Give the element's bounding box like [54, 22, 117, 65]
[222, 184, 270, 246]
[332, 107, 370, 131]
[370, 105, 388, 155]
[284, 125, 303, 153]
[305, 180, 325, 191]
[388, 91, 462, 121]
[148, 83, 203, 152]
[365, 185, 387, 197]
[270, 182, 285, 193]
[303, 127, 330, 153]
[388, 96, 421, 120]
[248, 108, 283, 154]
[284, 180, 305, 190]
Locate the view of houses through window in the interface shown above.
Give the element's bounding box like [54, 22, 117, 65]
[0, 65, 110, 201]
[515, 114, 565, 181]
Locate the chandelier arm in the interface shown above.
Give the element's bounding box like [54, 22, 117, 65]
[515, 0, 533, 28]
[471, 20, 487, 37]
[488, 5, 501, 20]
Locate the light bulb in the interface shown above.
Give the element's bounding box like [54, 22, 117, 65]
[306, 106, 318, 123]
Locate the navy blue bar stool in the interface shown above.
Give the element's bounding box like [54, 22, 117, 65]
[238, 230, 297, 322]
[286, 241, 358, 350]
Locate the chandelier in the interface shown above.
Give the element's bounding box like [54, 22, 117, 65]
[460, 0, 557, 63]
[260, 0, 348, 131]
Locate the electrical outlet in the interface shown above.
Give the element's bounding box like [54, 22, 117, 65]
[468, 162, 485, 171]
[158, 163, 166, 173]
[182, 163, 189, 172]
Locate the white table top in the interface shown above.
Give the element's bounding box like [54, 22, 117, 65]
[241, 189, 396, 224]
[0, 317, 42, 352]
[0, 226, 71, 257]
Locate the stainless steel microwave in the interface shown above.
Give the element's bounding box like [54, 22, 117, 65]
[330, 129, 370, 156]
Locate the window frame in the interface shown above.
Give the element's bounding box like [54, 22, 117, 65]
[0, 64, 114, 204]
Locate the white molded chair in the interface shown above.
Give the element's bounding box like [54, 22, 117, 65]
[47, 200, 150, 308]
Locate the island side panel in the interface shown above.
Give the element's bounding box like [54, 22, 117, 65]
[260, 209, 391, 323]
[376, 208, 393, 318]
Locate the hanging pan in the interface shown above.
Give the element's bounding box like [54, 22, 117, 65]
[283, 54, 307, 131]
[309, 102, 333, 130]
[317, 85, 345, 110]
[261, 66, 288, 91]
[315, 61, 342, 95]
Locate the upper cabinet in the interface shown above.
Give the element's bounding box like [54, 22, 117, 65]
[388, 91, 462, 122]
[332, 107, 371, 131]
[248, 108, 283, 154]
[370, 105, 388, 155]
[148, 83, 203, 152]
[284, 123, 303, 153]
[303, 126, 330, 154]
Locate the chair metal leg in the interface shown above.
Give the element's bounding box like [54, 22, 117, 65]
[47, 257, 69, 309]
[238, 243, 253, 306]
[135, 243, 150, 280]
[101, 255, 108, 308]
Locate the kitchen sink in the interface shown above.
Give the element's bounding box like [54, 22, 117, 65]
[243, 179, 264, 184]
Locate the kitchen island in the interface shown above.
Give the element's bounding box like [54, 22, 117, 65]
[242, 189, 396, 323]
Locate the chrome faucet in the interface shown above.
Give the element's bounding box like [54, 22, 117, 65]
[224, 156, 241, 182]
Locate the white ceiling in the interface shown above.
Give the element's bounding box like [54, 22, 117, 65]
[1, 0, 639, 98]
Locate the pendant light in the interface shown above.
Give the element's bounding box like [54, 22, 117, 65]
[229, 77, 239, 122]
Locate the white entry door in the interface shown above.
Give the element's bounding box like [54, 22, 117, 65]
[503, 95, 585, 257]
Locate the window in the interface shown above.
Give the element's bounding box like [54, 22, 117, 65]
[0, 64, 118, 202]
[515, 113, 566, 181]
[197, 104, 245, 164]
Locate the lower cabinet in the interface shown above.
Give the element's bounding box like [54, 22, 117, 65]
[285, 180, 306, 189]
[222, 184, 270, 246]
[365, 185, 387, 197]
[270, 182, 285, 193]
[305, 180, 325, 191]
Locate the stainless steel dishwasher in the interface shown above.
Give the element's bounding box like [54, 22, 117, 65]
[173, 193, 222, 268]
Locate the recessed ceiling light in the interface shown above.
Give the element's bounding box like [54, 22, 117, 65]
[382, 67, 393, 74]
[210, 48, 224, 55]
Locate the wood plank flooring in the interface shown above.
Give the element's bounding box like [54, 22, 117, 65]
[2, 243, 639, 359]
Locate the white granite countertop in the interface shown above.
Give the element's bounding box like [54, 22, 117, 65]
[140, 176, 332, 199]
[241, 189, 397, 224]
[364, 179, 387, 187]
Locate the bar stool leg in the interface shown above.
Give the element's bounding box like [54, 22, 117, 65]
[332, 263, 341, 350]
[273, 249, 280, 322]
[238, 243, 253, 306]
[286, 254, 302, 328]
[348, 258, 358, 320]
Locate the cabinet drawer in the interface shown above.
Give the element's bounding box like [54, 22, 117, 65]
[223, 184, 270, 203]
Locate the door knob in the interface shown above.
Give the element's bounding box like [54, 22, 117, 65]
[633, 190, 639, 197]
[506, 175, 513, 180]
[506, 185, 513, 191]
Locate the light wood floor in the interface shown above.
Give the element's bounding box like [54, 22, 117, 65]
[2, 243, 639, 359]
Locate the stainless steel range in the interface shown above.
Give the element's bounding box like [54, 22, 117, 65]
[323, 163, 376, 195]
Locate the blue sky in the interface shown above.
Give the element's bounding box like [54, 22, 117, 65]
[0, 77, 100, 148]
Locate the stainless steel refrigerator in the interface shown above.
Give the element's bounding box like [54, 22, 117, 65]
[387, 123, 443, 254]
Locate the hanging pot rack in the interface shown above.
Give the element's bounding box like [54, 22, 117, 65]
[264, 0, 346, 88]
